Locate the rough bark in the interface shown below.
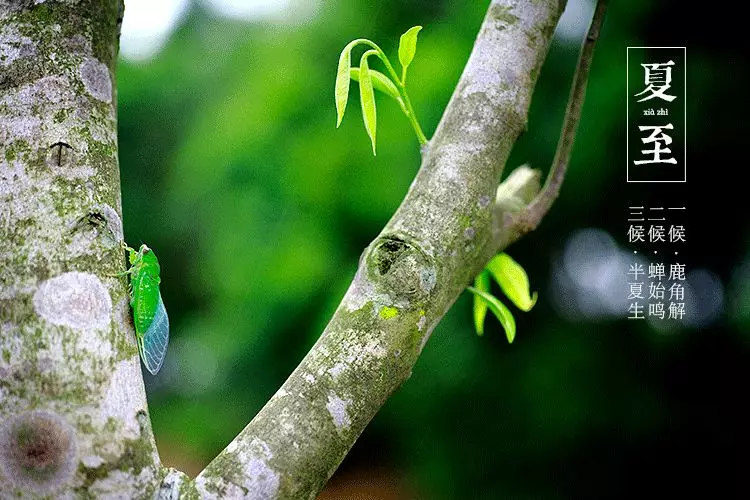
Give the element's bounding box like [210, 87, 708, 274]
[0, 1, 165, 497]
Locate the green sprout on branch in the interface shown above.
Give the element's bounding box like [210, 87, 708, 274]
[469, 253, 538, 343]
[334, 26, 427, 155]
[334, 28, 535, 343]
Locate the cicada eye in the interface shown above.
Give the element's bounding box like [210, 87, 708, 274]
[141, 244, 150, 254]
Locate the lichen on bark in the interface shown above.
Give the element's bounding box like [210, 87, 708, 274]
[1, 1, 163, 497]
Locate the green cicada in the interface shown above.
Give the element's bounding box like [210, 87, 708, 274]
[118, 243, 170, 375]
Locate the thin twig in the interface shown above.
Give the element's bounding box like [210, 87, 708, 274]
[521, 0, 608, 230]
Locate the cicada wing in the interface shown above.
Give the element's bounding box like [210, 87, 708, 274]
[139, 292, 170, 375]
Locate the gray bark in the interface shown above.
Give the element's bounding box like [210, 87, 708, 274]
[0, 0, 570, 498]
[1, 1, 165, 498]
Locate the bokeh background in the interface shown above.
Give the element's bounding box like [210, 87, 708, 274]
[116, 0, 749, 497]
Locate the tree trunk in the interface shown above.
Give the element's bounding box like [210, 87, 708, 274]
[1, 1, 164, 497]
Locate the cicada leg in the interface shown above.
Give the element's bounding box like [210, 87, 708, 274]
[120, 241, 136, 253]
[110, 268, 133, 278]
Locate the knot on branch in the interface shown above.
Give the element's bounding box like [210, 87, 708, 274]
[0, 410, 77, 494]
[366, 235, 436, 301]
[71, 204, 124, 246]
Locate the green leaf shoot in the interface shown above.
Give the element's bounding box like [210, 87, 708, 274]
[468, 286, 517, 343]
[335, 40, 357, 127]
[359, 50, 378, 155]
[350, 67, 402, 102]
[333, 31, 426, 150]
[398, 26, 422, 82]
[486, 253, 538, 312]
[473, 270, 491, 336]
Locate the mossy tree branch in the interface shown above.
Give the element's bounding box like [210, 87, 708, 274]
[521, 0, 608, 231]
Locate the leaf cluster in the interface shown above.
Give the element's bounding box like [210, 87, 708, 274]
[469, 253, 538, 343]
[335, 26, 425, 155]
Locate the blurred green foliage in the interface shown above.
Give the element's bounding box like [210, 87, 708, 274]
[117, 0, 749, 497]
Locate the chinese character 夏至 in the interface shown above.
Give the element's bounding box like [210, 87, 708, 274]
[633, 124, 677, 165]
[635, 60, 676, 102]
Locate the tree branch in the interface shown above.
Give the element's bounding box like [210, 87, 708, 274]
[1, 1, 164, 497]
[521, 0, 609, 230]
[191, 1, 567, 498]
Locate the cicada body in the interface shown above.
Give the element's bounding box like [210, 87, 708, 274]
[123, 243, 170, 375]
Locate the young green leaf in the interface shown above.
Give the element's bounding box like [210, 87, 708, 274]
[468, 287, 517, 343]
[359, 51, 378, 155]
[350, 68, 401, 102]
[398, 26, 422, 82]
[486, 253, 538, 312]
[335, 40, 358, 128]
[473, 271, 491, 336]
